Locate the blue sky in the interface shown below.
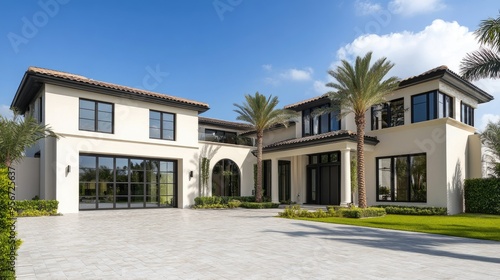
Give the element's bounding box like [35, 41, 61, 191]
[1, 0, 499, 129]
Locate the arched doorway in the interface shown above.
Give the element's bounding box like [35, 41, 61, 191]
[212, 159, 241, 196]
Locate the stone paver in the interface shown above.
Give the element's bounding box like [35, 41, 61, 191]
[16, 208, 500, 279]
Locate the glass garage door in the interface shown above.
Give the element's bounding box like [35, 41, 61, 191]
[79, 155, 177, 210]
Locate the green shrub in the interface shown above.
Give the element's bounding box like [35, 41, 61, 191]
[278, 205, 337, 218]
[14, 200, 59, 216]
[464, 178, 500, 215]
[0, 167, 21, 278]
[338, 207, 386, 218]
[228, 199, 241, 208]
[240, 202, 279, 209]
[192, 203, 228, 209]
[194, 196, 223, 206]
[374, 205, 447, 215]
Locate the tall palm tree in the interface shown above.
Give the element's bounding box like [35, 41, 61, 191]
[460, 14, 500, 81]
[0, 111, 58, 167]
[482, 120, 500, 178]
[326, 52, 399, 208]
[234, 92, 297, 202]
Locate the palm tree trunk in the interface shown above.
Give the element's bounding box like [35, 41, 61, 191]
[355, 114, 367, 208]
[256, 132, 263, 203]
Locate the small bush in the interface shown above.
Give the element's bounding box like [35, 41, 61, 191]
[374, 205, 447, 215]
[192, 203, 228, 209]
[278, 205, 337, 218]
[240, 202, 279, 209]
[15, 200, 59, 216]
[464, 178, 500, 215]
[228, 199, 241, 208]
[338, 207, 386, 218]
[194, 196, 223, 206]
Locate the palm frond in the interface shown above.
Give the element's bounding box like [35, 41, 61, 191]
[460, 47, 500, 81]
[474, 14, 500, 52]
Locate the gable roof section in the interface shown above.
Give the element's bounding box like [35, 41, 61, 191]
[11, 66, 210, 113]
[198, 116, 253, 131]
[262, 130, 378, 152]
[284, 66, 494, 109]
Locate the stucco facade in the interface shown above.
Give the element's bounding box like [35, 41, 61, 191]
[10, 66, 493, 214]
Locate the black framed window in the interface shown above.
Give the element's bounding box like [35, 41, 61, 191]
[203, 129, 237, 144]
[149, 110, 175, 140]
[411, 91, 452, 123]
[371, 98, 404, 130]
[461, 102, 474, 126]
[79, 99, 113, 133]
[262, 160, 272, 200]
[302, 104, 341, 136]
[376, 153, 427, 202]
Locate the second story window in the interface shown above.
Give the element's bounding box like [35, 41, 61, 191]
[461, 102, 474, 126]
[149, 110, 175, 140]
[302, 104, 341, 137]
[371, 98, 404, 130]
[79, 99, 113, 133]
[411, 91, 453, 123]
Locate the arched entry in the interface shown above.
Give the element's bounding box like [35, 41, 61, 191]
[212, 159, 241, 196]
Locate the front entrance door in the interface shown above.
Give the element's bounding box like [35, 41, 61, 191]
[306, 152, 341, 205]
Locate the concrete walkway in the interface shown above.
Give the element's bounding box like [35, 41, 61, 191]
[16, 208, 500, 279]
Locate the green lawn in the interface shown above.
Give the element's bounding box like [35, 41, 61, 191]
[299, 214, 500, 241]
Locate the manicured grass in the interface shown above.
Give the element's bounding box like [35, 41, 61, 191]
[299, 214, 500, 241]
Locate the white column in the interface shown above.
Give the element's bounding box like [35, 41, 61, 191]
[271, 159, 279, 203]
[340, 148, 351, 206]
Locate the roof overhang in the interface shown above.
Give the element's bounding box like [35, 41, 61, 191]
[11, 68, 210, 114]
[262, 130, 379, 153]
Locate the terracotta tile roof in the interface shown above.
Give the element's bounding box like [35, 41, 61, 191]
[284, 93, 329, 109]
[27, 66, 209, 109]
[263, 130, 378, 151]
[284, 65, 493, 108]
[198, 116, 253, 130]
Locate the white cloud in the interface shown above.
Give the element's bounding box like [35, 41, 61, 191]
[336, 19, 477, 79]
[262, 64, 272, 71]
[313, 80, 330, 94]
[479, 114, 500, 130]
[281, 67, 314, 81]
[264, 77, 279, 86]
[0, 104, 13, 119]
[355, 0, 382, 15]
[388, 0, 445, 16]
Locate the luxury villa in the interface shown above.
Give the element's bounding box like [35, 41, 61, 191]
[10, 66, 493, 214]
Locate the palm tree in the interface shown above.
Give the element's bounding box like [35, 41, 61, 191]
[234, 92, 297, 202]
[326, 52, 399, 208]
[460, 14, 500, 81]
[482, 120, 500, 178]
[0, 111, 58, 167]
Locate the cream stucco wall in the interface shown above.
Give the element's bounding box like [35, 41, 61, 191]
[198, 142, 255, 197]
[13, 157, 40, 200]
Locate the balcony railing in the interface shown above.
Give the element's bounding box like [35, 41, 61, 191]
[198, 132, 255, 147]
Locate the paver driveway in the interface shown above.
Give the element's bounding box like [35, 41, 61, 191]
[16, 208, 500, 279]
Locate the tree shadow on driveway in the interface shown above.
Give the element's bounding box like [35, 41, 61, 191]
[263, 220, 500, 264]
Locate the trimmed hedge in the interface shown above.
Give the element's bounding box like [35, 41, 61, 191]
[0, 168, 21, 278]
[15, 200, 59, 216]
[240, 202, 280, 209]
[194, 196, 256, 206]
[338, 207, 386, 218]
[464, 178, 500, 215]
[279, 205, 336, 218]
[374, 205, 447, 215]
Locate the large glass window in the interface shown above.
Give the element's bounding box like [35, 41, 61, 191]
[461, 102, 474, 126]
[79, 155, 177, 210]
[376, 154, 427, 202]
[149, 110, 175, 140]
[371, 98, 404, 130]
[411, 91, 452, 123]
[79, 99, 113, 133]
[302, 104, 341, 136]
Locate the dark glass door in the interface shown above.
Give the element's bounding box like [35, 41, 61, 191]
[278, 161, 291, 202]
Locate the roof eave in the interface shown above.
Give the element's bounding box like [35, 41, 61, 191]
[263, 134, 379, 152]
